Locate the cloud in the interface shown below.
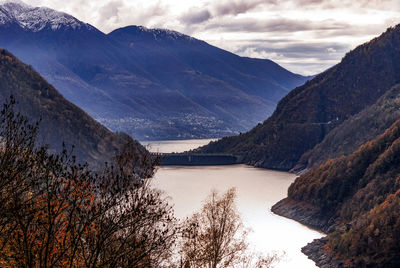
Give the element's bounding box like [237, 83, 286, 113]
[327, 47, 336, 53]
[281, 0, 397, 9]
[95, 1, 170, 33]
[178, 0, 273, 26]
[344, 0, 399, 10]
[236, 42, 349, 60]
[16, 0, 400, 74]
[205, 18, 350, 33]
[180, 8, 211, 24]
[236, 44, 346, 75]
[213, 0, 271, 16]
[98, 0, 123, 24]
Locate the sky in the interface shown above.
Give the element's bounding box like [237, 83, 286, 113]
[17, 0, 400, 75]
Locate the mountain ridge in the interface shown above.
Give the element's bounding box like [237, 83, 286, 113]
[293, 83, 400, 172]
[0, 2, 309, 140]
[198, 24, 400, 171]
[0, 48, 147, 166]
[273, 118, 400, 267]
[0, 1, 94, 32]
[263, 23, 400, 268]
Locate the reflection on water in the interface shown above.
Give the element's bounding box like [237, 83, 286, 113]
[147, 140, 324, 268]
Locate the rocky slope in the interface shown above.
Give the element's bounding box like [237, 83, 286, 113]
[302, 238, 345, 268]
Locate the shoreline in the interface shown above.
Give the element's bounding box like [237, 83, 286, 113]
[271, 198, 347, 268]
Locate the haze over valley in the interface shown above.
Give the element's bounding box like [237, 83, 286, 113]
[0, 1, 310, 140]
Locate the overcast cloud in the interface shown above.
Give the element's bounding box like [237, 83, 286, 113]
[16, 0, 400, 75]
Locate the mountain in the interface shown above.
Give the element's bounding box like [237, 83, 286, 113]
[0, 2, 309, 141]
[294, 83, 400, 172]
[198, 24, 400, 171]
[0, 48, 146, 166]
[273, 119, 400, 267]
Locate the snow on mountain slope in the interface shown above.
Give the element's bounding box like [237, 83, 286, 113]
[129, 25, 196, 42]
[0, 1, 310, 140]
[0, 1, 94, 31]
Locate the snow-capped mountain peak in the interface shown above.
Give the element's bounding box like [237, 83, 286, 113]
[123, 25, 196, 43]
[0, 1, 93, 32]
[0, 0, 27, 6]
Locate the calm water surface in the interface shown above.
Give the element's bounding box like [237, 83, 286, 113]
[147, 139, 324, 268]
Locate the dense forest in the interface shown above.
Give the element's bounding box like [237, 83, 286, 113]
[279, 119, 400, 267]
[257, 24, 400, 267]
[296, 83, 400, 171]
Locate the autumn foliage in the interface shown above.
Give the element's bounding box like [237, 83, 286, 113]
[287, 119, 400, 266]
[0, 97, 176, 267]
[329, 190, 400, 267]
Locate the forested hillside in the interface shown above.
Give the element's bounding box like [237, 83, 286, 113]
[199, 24, 400, 171]
[295, 83, 400, 171]
[274, 119, 400, 267]
[0, 48, 146, 165]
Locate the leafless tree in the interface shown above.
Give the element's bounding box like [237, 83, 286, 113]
[0, 97, 281, 268]
[178, 188, 282, 268]
[236, 251, 284, 268]
[0, 96, 177, 267]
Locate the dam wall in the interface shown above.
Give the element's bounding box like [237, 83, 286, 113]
[157, 153, 239, 166]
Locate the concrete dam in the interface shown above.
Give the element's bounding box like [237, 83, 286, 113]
[157, 153, 240, 166]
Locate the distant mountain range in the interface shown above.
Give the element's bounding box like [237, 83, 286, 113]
[0, 48, 146, 166]
[0, 1, 309, 140]
[199, 24, 400, 171]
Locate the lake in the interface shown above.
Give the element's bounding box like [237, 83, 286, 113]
[145, 139, 324, 268]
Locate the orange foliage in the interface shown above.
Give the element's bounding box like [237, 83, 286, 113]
[0, 177, 97, 267]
